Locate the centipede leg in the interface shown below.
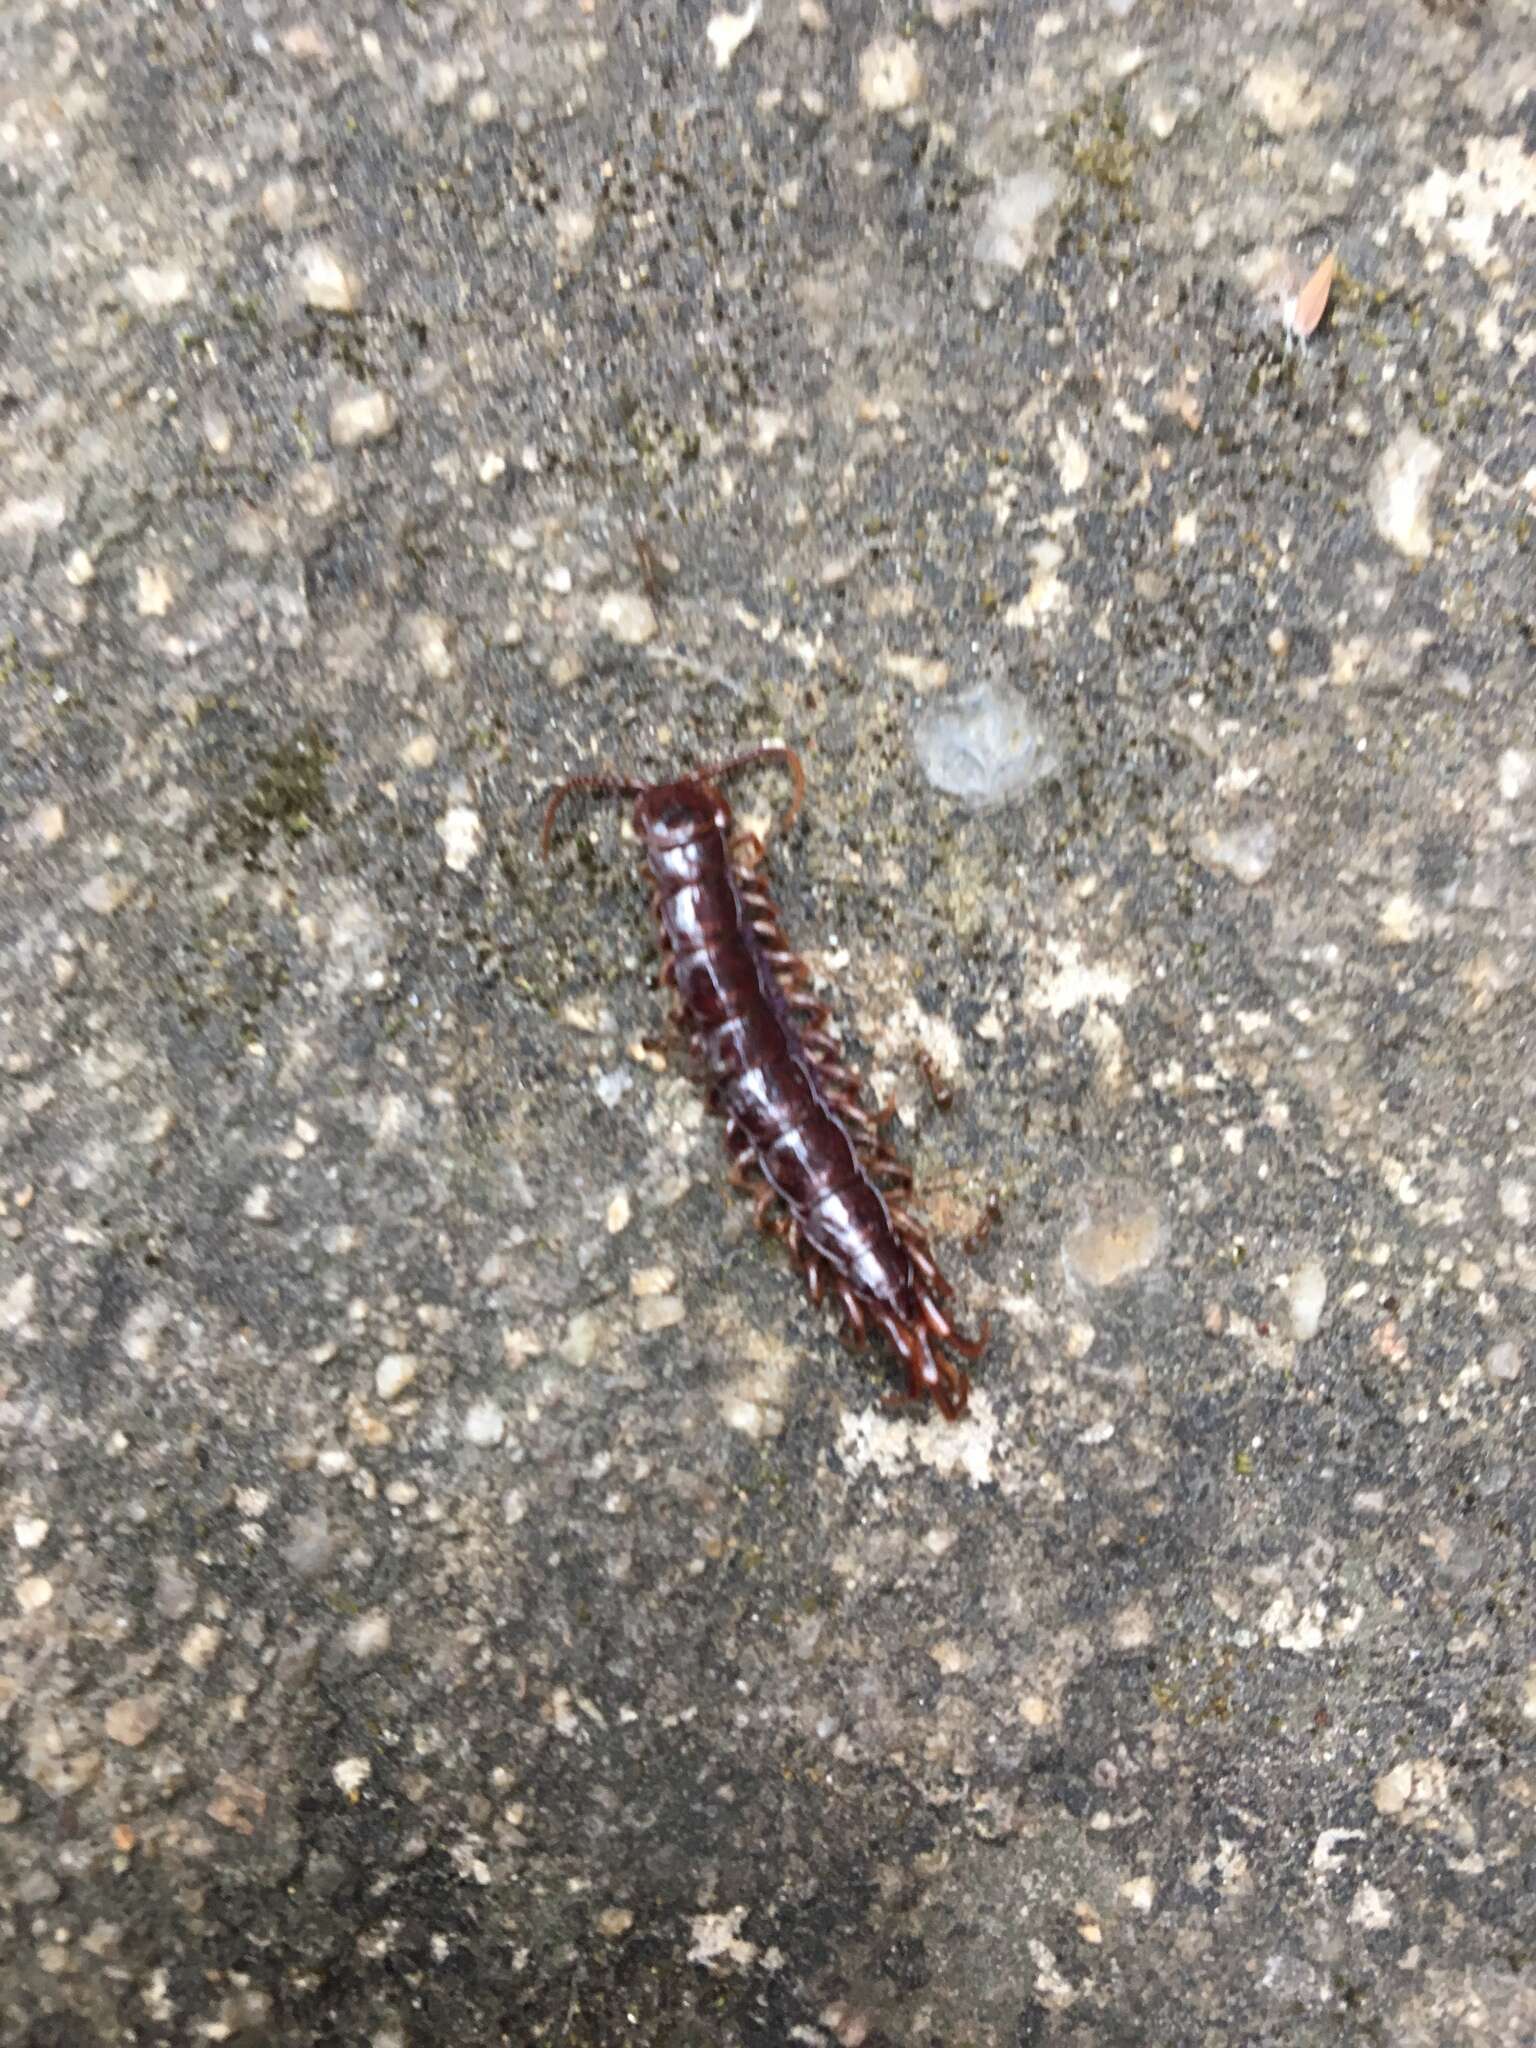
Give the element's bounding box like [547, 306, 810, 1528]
[837, 1285, 869, 1351]
[899, 1230, 953, 1298]
[919, 1292, 989, 1361]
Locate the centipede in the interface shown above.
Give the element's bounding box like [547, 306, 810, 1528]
[541, 744, 987, 1420]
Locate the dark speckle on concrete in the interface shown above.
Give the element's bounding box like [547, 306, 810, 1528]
[2, 1, 1534, 2042]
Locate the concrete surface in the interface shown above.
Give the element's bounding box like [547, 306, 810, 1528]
[3, 1, 1535, 2042]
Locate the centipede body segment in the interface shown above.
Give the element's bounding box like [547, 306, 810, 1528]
[541, 745, 987, 1420]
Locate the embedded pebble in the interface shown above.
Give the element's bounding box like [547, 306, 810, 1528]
[1199, 821, 1278, 886]
[1369, 427, 1442, 561]
[913, 681, 1060, 809]
[1286, 1260, 1328, 1341]
[16, 1575, 53, 1612]
[597, 1907, 635, 1938]
[606, 1191, 632, 1235]
[436, 806, 483, 873]
[346, 1612, 392, 1661]
[859, 38, 924, 112]
[1064, 1190, 1164, 1289]
[135, 564, 174, 617]
[973, 171, 1061, 270]
[332, 1756, 371, 1797]
[261, 176, 300, 231]
[1486, 1340, 1523, 1382]
[14, 1516, 48, 1551]
[635, 1295, 686, 1334]
[597, 591, 659, 646]
[2, 1272, 37, 1331]
[0, 492, 67, 574]
[124, 264, 190, 312]
[630, 1264, 677, 1299]
[561, 1312, 604, 1367]
[707, 2, 760, 72]
[1243, 59, 1326, 136]
[463, 1401, 506, 1447]
[104, 1694, 162, 1748]
[1378, 891, 1425, 945]
[595, 1068, 633, 1108]
[407, 611, 455, 681]
[375, 1353, 419, 1402]
[179, 1624, 223, 1671]
[1498, 749, 1533, 803]
[296, 246, 363, 314]
[329, 390, 397, 448]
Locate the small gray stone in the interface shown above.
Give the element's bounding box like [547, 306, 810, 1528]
[913, 681, 1060, 808]
[16, 1867, 62, 1906]
[1487, 1340, 1523, 1382]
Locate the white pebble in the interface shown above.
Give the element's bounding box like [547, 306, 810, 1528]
[1286, 1260, 1327, 1341]
[1498, 749, 1532, 803]
[296, 246, 363, 314]
[1200, 821, 1278, 886]
[329, 390, 396, 448]
[375, 1353, 419, 1402]
[913, 680, 1060, 808]
[973, 170, 1060, 271]
[13, 1516, 48, 1551]
[478, 452, 507, 485]
[463, 1401, 506, 1447]
[260, 176, 300, 231]
[179, 1623, 223, 1670]
[436, 806, 483, 873]
[135, 564, 174, 617]
[606, 1191, 632, 1235]
[64, 548, 95, 587]
[1486, 1340, 1523, 1382]
[707, 1, 760, 72]
[635, 1295, 686, 1334]
[1378, 891, 1425, 945]
[1369, 426, 1442, 561]
[859, 36, 924, 111]
[124, 264, 190, 312]
[80, 872, 133, 915]
[597, 591, 659, 646]
[1, 1272, 37, 1332]
[16, 1575, 53, 1613]
[332, 1755, 371, 1797]
[346, 1611, 392, 1660]
[630, 1264, 677, 1298]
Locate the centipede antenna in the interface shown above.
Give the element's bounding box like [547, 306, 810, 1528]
[540, 774, 645, 857]
[696, 743, 805, 839]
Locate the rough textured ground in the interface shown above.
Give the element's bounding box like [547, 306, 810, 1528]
[3, 2, 1535, 2043]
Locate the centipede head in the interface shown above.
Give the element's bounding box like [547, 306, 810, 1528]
[540, 744, 805, 858]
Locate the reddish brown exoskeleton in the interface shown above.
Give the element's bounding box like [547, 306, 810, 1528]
[542, 746, 986, 1418]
